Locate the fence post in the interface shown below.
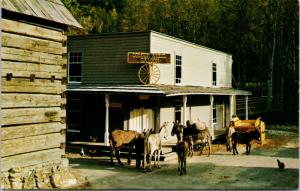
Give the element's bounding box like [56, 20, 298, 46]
[245, 95, 248, 119]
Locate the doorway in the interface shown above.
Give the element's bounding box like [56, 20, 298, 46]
[129, 107, 154, 132]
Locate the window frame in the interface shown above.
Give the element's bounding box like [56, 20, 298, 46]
[68, 52, 83, 83]
[174, 99, 181, 123]
[175, 55, 182, 84]
[212, 63, 217, 86]
[212, 104, 217, 124]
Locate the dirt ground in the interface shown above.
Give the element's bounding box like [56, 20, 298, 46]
[67, 126, 299, 190]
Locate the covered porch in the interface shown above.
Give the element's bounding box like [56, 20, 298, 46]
[66, 84, 251, 146]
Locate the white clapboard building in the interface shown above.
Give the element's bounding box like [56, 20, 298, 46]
[67, 31, 251, 145]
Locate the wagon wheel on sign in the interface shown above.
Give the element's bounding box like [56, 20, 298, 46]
[138, 64, 160, 85]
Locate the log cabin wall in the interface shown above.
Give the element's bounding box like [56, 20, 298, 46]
[1, 18, 68, 188]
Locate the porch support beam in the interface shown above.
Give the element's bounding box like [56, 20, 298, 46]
[245, 95, 249, 119]
[210, 95, 215, 140]
[182, 95, 187, 126]
[104, 94, 110, 146]
[155, 97, 161, 133]
[229, 95, 235, 120]
[222, 100, 226, 128]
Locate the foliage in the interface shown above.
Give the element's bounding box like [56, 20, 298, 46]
[62, 0, 299, 119]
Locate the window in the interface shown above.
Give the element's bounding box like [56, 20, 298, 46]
[68, 52, 82, 82]
[175, 55, 182, 84]
[175, 99, 181, 123]
[213, 104, 217, 123]
[212, 63, 217, 86]
[67, 99, 81, 132]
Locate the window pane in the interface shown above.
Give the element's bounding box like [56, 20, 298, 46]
[69, 64, 82, 76]
[213, 63, 216, 71]
[213, 72, 216, 82]
[175, 111, 181, 123]
[77, 55, 82, 62]
[176, 66, 182, 78]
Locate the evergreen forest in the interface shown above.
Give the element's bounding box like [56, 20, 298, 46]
[62, 0, 299, 123]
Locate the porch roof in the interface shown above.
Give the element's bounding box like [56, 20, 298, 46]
[67, 84, 252, 96]
[155, 85, 252, 96]
[67, 84, 165, 94]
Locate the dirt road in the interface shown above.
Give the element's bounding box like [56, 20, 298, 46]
[68, 128, 299, 190]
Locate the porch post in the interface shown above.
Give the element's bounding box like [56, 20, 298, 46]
[222, 100, 225, 128]
[155, 97, 161, 133]
[229, 95, 235, 119]
[104, 94, 110, 146]
[210, 95, 215, 140]
[182, 95, 187, 125]
[245, 95, 249, 120]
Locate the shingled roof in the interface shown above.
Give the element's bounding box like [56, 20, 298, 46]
[2, 0, 81, 28]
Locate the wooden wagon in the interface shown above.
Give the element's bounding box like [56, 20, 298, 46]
[232, 116, 266, 144]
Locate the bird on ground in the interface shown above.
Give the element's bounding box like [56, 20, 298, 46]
[277, 159, 285, 170]
[80, 148, 85, 157]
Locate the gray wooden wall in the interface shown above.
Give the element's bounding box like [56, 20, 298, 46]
[68, 32, 150, 84]
[1, 18, 67, 171]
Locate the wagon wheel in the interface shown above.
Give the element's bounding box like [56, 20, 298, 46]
[138, 64, 160, 84]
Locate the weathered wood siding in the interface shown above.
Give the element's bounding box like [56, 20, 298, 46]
[150, 32, 232, 87]
[1, 18, 66, 171]
[68, 32, 150, 84]
[68, 31, 232, 86]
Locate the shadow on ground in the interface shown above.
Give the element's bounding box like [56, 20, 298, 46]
[251, 147, 299, 159]
[69, 157, 298, 190]
[68, 127, 299, 189]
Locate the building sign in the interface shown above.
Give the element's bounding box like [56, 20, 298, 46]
[127, 52, 171, 64]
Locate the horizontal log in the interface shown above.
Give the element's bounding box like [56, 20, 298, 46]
[1, 122, 65, 141]
[2, 133, 65, 157]
[2, 77, 66, 94]
[2, 93, 65, 108]
[2, 19, 65, 42]
[2, 47, 64, 65]
[2, 32, 62, 55]
[2, 61, 65, 79]
[2, 107, 65, 126]
[1, 148, 64, 172]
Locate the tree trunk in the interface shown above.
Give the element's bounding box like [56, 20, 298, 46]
[267, 0, 277, 112]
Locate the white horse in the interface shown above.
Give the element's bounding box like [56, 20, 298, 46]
[144, 122, 169, 172]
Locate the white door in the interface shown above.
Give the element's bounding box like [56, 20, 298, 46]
[129, 108, 154, 132]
